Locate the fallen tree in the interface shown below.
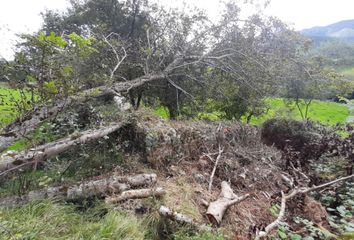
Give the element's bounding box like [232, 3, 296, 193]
[0, 85, 114, 153]
[0, 122, 124, 173]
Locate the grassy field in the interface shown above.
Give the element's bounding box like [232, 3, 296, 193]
[340, 66, 354, 81]
[0, 199, 223, 240]
[0, 84, 36, 128]
[245, 98, 350, 126]
[0, 85, 25, 127]
[154, 98, 351, 126]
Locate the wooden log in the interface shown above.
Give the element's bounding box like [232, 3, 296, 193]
[0, 173, 158, 207]
[159, 205, 194, 224]
[105, 187, 165, 204]
[159, 205, 212, 231]
[67, 173, 157, 199]
[0, 123, 124, 173]
[206, 181, 250, 226]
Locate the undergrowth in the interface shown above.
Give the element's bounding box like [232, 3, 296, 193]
[0, 199, 224, 240]
[0, 136, 124, 198]
[0, 200, 145, 240]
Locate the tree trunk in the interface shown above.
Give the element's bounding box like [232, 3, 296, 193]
[0, 73, 165, 152]
[0, 122, 124, 173]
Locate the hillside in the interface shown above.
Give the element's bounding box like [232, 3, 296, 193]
[1, 0, 354, 239]
[302, 19, 354, 42]
[1, 102, 354, 239]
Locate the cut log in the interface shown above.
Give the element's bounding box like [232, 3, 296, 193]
[0, 123, 124, 173]
[0, 173, 158, 207]
[105, 187, 165, 204]
[67, 173, 157, 199]
[206, 181, 250, 226]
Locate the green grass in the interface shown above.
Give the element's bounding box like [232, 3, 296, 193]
[0, 87, 21, 126]
[5, 122, 63, 152]
[0, 200, 224, 240]
[153, 98, 350, 126]
[242, 98, 350, 126]
[340, 66, 354, 81]
[0, 200, 146, 240]
[0, 85, 34, 127]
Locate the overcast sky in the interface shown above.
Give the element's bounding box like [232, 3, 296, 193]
[1, 0, 354, 60]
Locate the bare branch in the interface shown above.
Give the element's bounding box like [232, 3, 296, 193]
[255, 174, 354, 239]
[103, 33, 127, 80]
[208, 145, 224, 192]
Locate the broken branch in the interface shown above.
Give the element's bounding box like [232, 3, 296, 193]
[0, 123, 124, 173]
[255, 174, 354, 239]
[206, 181, 250, 226]
[208, 145, 224, 192]
[105, 187, 165, 204]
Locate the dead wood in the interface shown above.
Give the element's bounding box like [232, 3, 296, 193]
[105, 187, 165, 204]
[0, 86, 114, 153]
[255, 174, 354, 239]
[206, 181, 250, 226]
[159, 205, 212, 231]
[0, 72, 166, 153]
[208, 145, 224, 192]
[67, 173, 157, 199]
[0, 123, 124, 173]
[159, 205, 194, 224]
[0, 173, 158, 208]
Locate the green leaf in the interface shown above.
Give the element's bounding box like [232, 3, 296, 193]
[291, 234, 302, 240]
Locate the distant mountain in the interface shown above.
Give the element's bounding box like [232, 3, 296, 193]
[302, 19, 354, 42]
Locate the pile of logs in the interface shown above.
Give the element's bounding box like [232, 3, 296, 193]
[0, 173, 165, 207]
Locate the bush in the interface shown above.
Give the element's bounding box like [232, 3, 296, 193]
[261, 118, 321, 151]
